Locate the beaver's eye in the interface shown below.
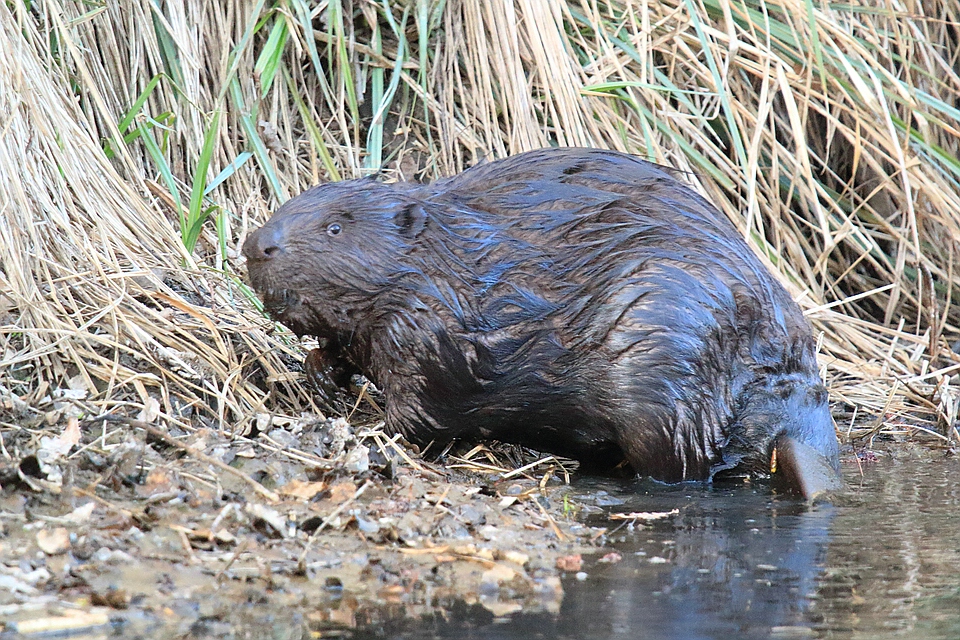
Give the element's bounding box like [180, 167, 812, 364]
[326, 223, 342, 237]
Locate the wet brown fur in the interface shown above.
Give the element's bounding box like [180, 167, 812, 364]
[243, 148, 840, 484]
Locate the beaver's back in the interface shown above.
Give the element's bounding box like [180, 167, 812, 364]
[400, 149, 821, 480]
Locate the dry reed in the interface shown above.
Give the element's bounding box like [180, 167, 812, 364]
[2, 0, 959, 446]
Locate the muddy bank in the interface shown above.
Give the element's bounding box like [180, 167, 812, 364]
[0, 406, 621, 637]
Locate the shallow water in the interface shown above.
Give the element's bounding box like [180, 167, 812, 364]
[374, 450, 960, 640]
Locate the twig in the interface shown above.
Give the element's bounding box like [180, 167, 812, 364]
[215, 539, 250, 582]
[175, 527, 198, 564]
[297, 479, 372, 573]
[71, 487, 148, 526]
[84, 414, 280, 502]
[374, 431, 445, 478]
[533, 495, 566, 542]
[501, 456, 557, 480]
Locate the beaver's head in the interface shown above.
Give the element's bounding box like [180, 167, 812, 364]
[242, 180, 426, 339]
[718, 373, 842, 500]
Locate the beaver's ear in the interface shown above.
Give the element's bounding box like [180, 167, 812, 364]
[396, 202, 427, 238]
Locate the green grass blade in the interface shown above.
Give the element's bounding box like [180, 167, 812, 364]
[254, 16, 288, 97]
[283, 69, 340, 182]
[682, 0, 747, 169]
[365, 14, 385, 170]
[183, 110, 221, 253]
[148, 0, 183, 86]
[583, 80, 718, 98]
[205, 151, 253, 196]
[229, 77, 285, 200]
[284, 66, 341, 182]
[288, 0, 341, 129]
[330, 0, 361, 145]
[803, 0, 829, 101]
[216, 206, 229, 262]
[118, 73, 163, 133]
[138, 121, 183, 232]
[217, 0, 268, 104]
[365, 2, 411, 170]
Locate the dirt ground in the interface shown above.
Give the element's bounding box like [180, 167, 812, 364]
[0, 396, 630, 638]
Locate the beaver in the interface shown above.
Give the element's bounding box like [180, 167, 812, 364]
[243, 148, 841, 499]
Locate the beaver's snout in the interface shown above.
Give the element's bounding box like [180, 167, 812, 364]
[243, 223, 287, 263]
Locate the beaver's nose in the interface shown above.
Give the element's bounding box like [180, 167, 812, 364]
[243, 225, 285, 261]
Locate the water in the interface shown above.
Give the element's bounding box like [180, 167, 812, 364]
[369, 450, 960, 639]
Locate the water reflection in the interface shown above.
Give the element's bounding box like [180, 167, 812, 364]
[371, 453, 960, 640]
[557, 482, 834, 639]
[814, 452, 960, 638]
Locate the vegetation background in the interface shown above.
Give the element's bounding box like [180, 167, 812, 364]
[2, 0, 959, 448]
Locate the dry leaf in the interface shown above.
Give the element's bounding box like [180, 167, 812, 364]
[136, 397, 161, 423]
[279, 479, 326, 500]
[327, 480, 356, 504]
[39, 419, 81, 460]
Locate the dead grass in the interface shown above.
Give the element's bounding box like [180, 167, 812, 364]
[2, 0, 959, 446]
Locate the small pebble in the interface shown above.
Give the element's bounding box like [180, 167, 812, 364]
[355, 517, 379, 535]
[594, 494, 625, 507]
[575, 572, 587, 581]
